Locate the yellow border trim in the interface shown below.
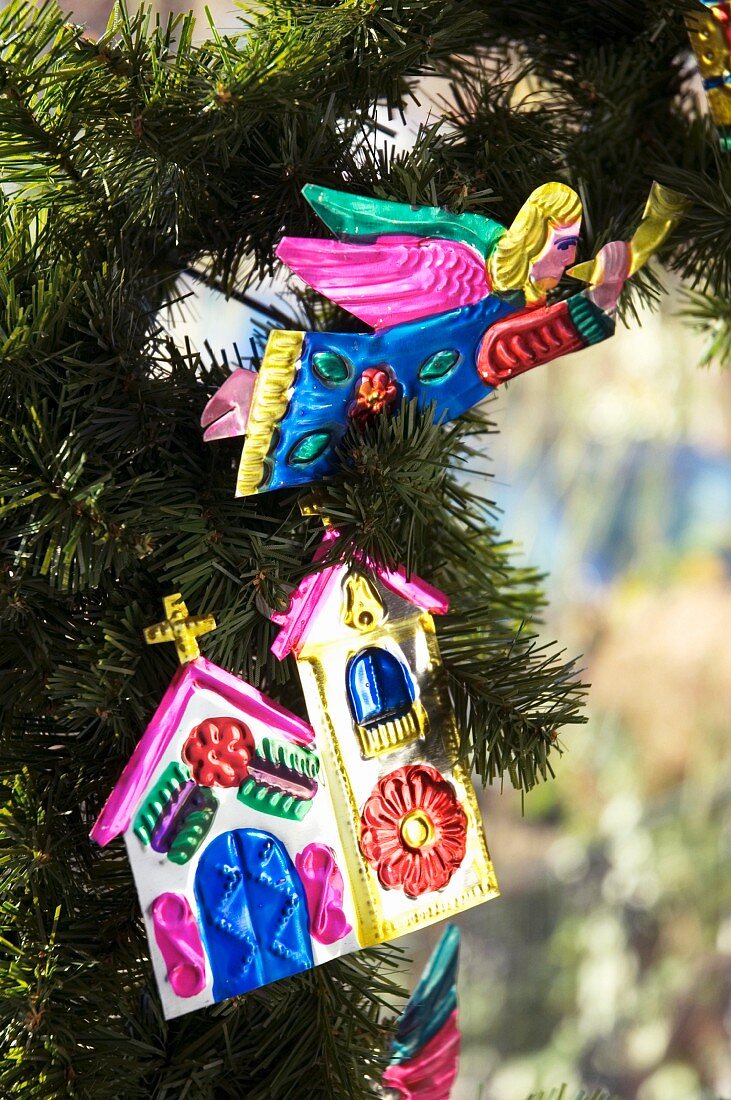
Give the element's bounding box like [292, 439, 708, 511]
[235, 329, 304, 496]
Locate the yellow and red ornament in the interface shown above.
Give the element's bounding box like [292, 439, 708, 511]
[686, 1, 731, 149]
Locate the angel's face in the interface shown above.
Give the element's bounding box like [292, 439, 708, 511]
[529, 221, 581, 292]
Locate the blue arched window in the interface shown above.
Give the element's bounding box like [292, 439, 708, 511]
[346, 647, 415, 729]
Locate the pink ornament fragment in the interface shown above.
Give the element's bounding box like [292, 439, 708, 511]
[382, 1010, 460, 1100]
[295, 843, 351, 945]
[151, 892, 207, 998]
[201, 368, 256, 442]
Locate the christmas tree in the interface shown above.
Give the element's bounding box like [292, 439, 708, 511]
[1, 0, 727, 1096]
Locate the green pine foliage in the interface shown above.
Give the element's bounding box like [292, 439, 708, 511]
[0, 0, 725, 1095]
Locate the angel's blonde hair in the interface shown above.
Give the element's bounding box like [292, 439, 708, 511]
[488, 183, 582, 303]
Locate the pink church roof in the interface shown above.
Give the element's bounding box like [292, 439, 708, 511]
[90, 656, 315, 847]
[270, 529, 450, 661]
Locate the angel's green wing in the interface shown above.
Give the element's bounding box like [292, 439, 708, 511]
[302, 184, 505, 257]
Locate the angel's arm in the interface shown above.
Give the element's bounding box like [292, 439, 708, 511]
[477, 292, 615, 387]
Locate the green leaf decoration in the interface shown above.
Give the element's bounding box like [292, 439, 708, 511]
[257, 736, 320, 778]
[418, 349, 461, 383]
[259, 456, 275, 489]
[133, 762, 190, 845]
[238, 777, 313, 821]
[313, 350, 353, 386]
[287, 430, 332, 466]
[166, 788, 218, 865]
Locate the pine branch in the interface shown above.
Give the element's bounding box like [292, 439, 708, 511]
[659, 155, 731, 298]
[678, 287, 731, 368]
[441, 609, 587, 790]
[0, 0, 725, 1092]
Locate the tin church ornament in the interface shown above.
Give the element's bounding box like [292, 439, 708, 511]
[91, 580, 497, 1017]
[268, 528, 498, 948]
[91, 595, 356, 1017]
[201, 180, 686, 496]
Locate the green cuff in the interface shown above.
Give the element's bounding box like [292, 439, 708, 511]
[568, 294, 615, 346]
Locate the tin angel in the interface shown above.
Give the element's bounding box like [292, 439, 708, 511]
[201, 181, 685, 495]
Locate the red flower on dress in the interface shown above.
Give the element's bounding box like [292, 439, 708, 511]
[349, 365, 399, 425]
[359, 765, 467, 898]
[182, 716, 254, 787]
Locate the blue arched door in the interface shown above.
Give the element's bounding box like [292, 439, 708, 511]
[194, 829, 313, 1000]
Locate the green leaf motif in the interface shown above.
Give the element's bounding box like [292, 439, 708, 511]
[287, 430, 332, 466]
[166, 789, 218, 865]
[259, 456, 274, 489]
[133, 762, 190, 845]
[418, 349, 461, 382]
[238, 777, 313, 821]
[312, 350, 353, 385]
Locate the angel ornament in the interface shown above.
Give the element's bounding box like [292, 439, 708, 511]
[201, 181, 685, 495]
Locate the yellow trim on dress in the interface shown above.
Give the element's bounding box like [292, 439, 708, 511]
[235, 329, 304, 496]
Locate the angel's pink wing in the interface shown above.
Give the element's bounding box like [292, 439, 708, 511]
[276, 234, 489, 330]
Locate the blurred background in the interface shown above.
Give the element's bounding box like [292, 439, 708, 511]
[458, 297, 731, 1100]
[44, 1, 731, 1096]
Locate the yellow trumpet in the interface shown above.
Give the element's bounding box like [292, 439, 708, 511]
[568, 182, 689, 285]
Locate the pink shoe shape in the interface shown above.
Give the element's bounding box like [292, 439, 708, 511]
[201, 368, 256, 442]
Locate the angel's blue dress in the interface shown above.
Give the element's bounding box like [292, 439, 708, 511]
[256, 290, 611, 493]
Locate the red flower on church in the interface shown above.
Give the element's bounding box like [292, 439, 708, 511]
[182, 716, 255, 787]
[359, 765, 467, 898]
[349, 365, 399, 425]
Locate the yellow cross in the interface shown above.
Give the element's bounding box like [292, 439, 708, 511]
[143, 594, 216, 665]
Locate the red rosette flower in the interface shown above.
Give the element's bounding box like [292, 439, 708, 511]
[182, 716, 255, 787]
[359, 765, 467, 898]
[349, 365, 399, 426]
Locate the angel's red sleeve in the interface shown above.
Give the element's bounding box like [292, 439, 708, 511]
[477, 293, 615, 387]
